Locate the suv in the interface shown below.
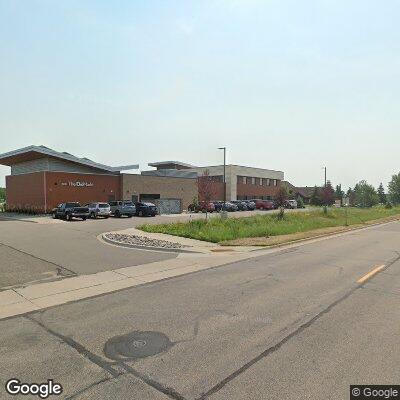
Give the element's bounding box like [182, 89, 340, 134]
[135, 202, 157, 217]
[52, 202, 90, 221]
[85, 202, 111, 219]
[286, 199, 298, 209]
[109, 201, 136, 218]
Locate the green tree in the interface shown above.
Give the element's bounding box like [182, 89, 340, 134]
[274, 185, 288, 219]
[346, 187, 355, 206]
[388, 172, 400, 205]
[310, 186, 322, 206]
[0, 188, 5, 201]
[354, 180, 379, 208]
[296, 196, 305, 208]
[321, 181, 335, 206]
[377, 183, 387, 204]
[335, 184, 344, 205]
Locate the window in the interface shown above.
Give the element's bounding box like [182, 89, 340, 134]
[274, 179, 277, 186]
[255, 178, 260, 186]
[237, 176, 244, 184]
[246, 177, 252, 185]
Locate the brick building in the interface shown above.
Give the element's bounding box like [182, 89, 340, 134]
[0, 146, 285, 213]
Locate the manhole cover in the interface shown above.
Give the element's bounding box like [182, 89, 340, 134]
[104, 331, 173, 361]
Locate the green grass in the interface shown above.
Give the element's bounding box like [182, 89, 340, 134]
[139, 206, 400, 243]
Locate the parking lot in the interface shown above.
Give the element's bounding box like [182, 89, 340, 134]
[0, 207, 310, 291]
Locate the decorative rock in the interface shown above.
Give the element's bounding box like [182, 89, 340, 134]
[104, 233, 188, 249]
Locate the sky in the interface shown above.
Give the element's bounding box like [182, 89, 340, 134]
[0, 0, 399, 190]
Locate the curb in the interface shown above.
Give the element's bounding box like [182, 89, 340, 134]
[101, 234, 202, 254]
[225, 217, 400, 250]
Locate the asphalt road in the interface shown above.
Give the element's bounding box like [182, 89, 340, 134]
[1, 221, 400, 399]
[0, 218, 176, 289]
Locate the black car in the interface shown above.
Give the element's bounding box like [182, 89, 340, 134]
[212, 201, 223, 212]
[242, 200, 256, 210]
[231, 200, 248, 211]
[135, 202, 157, 217]
[52, 202, 90, 221]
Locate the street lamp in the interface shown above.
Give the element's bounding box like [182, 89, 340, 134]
[322, 166, 327, 214]
[218, 147, 226, 210]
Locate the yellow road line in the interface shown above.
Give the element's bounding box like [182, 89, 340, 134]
[357, 265, 386, 284]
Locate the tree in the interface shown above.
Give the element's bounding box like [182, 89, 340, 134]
[346, 187, 356, 206]
[388, 172, 400, 205]
[377, 183, 387, 204]
[296, 196, 305, 208]
[335, 184, 344, 205]
[274, 185, 288, 219]
[354, 180, 379, 208]
[321, 181, 335, 206]
[310, 186, 322, 206]
[0, 188, 5, 202]
[197, 170, 213, 218]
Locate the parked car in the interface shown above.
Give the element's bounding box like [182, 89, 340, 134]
[222, 202, 239, 212]
[109, 201, 136, 217]
[52, 202, 90, 221]
[188, 201, 215, 213]
[250, 199, 275, 210]
[285, 200, 298, 209]
[212, 201, 224, 212]
[135, 202, 158, 217]
[231, 200, 248, 211]
[85, 202, 111, 219]
[242, 200, 256, 210]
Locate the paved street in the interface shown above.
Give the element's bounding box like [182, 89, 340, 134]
[1, 220, 400, 399]
[0, 218, 176, 289]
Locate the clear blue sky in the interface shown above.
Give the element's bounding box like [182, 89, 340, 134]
[1, 0, 399, 190]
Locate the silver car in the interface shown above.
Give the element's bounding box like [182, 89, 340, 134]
[85, 202, 111, 219]
[109, 200, 136, 218]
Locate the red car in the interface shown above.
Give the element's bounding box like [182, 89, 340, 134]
[251, 199, 275, 210]
[188, 201, 215, 213]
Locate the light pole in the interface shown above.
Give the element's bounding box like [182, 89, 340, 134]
[322, 166, 327, 214]
[218, 147, 226, 211]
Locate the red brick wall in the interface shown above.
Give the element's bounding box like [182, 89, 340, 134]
[46, 172, 121, 210]
[198, 180, 225, 202]
[236, 182, 281, 199]
[6, 172, 121, 212]
[6, 172, 45, 212]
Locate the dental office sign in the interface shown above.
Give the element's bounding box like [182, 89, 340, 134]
[61, 181, 94, 188]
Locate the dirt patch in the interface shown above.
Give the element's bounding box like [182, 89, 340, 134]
[220, 215, 400, 247]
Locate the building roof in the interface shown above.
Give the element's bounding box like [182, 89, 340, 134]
[148, 161, 196, 169]
[282, 181, 311, 198]
[0, 145, 139, 173]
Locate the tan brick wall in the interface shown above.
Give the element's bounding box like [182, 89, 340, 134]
[122, 174, 198, 210]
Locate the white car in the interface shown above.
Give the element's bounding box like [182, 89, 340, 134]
[85, 202, 111, 219]
[287, 199, 298, 209]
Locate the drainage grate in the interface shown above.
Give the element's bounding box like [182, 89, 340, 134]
[104, 331, 173, 361]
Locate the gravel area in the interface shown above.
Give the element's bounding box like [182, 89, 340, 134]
[104, 233, 188, 249]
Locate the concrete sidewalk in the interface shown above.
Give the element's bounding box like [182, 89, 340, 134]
[0, 251, 251, 320]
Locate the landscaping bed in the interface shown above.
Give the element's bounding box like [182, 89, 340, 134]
[139, 207, 400, 244]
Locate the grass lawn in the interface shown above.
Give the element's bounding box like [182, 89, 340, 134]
[139, 206, 400, 244]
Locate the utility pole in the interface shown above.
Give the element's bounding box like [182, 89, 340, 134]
[323, 166, 327, 214]
[218, 147, 227, 214]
